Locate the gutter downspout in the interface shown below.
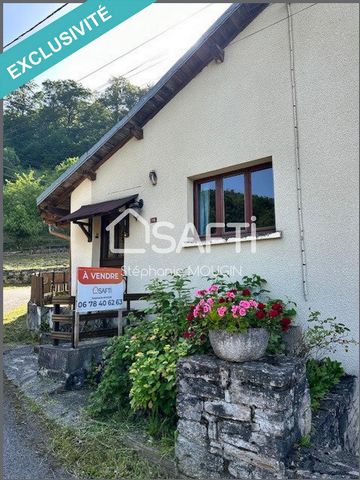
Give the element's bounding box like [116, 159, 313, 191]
[287, 3, 308, 300]
[48, 225, 70, 242]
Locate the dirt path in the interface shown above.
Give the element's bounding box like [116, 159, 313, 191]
[3, 286, 31, 314]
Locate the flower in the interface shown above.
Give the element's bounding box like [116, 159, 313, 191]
[256, 310, 266, 319]
[183, 331, 195, 339]
[207, 298, 214, 307]
[280, 317, 292, 332]
[217, 306, 227, 317]
[202, 303, 211, 314]
[272, 303, 283, 312]
[258, 303, 266, 310]
[218, 297, 226, 303]
[249, 299, 258, 308]
[242, 288, 251, 296]
[186, 312, 194, 322]
[195, 289, 206, 296]
[239, 307, 247, 317]
[208, 284, 219, 293]
[239, 300, 251, 309]
[231, 305, 240, 317]
[193, 306, 201, 318]
[269, 309, 279, 318]
[226, 291, 235, 299]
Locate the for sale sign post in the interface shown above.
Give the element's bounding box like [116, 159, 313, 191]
[76, 267, 124, 313]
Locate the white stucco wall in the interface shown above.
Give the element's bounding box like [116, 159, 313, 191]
[70, 4, 359, 374]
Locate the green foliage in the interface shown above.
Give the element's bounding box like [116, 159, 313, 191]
[299, 435, 311, 448]
[54, 156, 79, 176]
[88, 274, 207, 419]
[306, 357, 345, 411]
[128, 342, 192, 414]
[296, 310, 357, 359]
[99, 76, 148, 124]
[4, 77, 149, 170]
[3, 77, 149, 250]
[3, 171, 49, 248]
[3, 146, 21, 182]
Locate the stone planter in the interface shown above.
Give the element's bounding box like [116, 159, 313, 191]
[209, 328, 269, 362]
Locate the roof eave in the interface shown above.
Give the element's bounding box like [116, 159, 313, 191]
[37, 3, 267, 222]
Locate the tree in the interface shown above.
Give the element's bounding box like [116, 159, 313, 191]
[99, 76, 148, 123]
[4, 77, 149, 171]
[3, 147, 21, 182]
[3, 171, 48, 248]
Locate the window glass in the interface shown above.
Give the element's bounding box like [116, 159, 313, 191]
[251, 168, 275, 228]
[224, 174, 245, 232]
[198, 181, 216, 235]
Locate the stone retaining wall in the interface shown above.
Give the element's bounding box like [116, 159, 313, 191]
[175, 354, 311, 480]
[4, 267, 68, 285]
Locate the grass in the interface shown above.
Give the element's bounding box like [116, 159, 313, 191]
[3, 305, 38, 344]
[10, 382, 172, 480]
[4, 249, 69, 271]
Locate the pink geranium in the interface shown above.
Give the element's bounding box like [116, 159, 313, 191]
[202, 304, 211, 314]
[226, 291, 235, 300]
[239, 307, 247, 317]
[239, 300, 251, 309]
[208, 284, 219, 293]
[217, 306, 227, 317]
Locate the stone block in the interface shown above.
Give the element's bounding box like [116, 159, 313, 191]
[177, 419, 208, 447]
[228, 380, 295, 411]
[38, 339, 108, 379]
[175, 355, 310, 480]
[177, 394, 204, 422]
[176, 435, 224, 479]
[204, 401, 251, 421]
[178, 377, 223, 400]
[230, 355, 305, 389]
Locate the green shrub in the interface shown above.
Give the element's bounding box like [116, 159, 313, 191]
[88, 274, 209, 418]
[306, 357, 345, 411]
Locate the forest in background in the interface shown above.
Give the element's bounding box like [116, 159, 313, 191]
[3, 77, 149, 250]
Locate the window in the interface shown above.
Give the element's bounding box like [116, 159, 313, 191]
[194, 163, 275, 237]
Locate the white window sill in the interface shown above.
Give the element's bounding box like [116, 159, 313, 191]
[182, 231, 282, 248]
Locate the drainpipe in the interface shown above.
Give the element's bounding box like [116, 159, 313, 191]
[48, 225, 70, 242]
[287, 3, 308, 300]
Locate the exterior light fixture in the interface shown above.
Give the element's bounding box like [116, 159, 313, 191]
[149, 170, 157, 186]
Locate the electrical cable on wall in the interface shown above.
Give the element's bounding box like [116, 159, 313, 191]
[287, 3, 309, 300]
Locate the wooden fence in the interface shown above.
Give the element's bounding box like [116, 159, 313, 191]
[30, 270, 70, 306]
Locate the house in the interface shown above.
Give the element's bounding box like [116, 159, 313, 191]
[37, 3, 359, 375]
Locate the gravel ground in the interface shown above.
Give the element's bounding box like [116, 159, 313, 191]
[3, 286, 31, 314]
[3, 380, 76, 480]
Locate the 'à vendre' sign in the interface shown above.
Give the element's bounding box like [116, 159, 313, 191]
[76, 267, 124, 313]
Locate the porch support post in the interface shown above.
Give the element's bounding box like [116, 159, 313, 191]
[117, 309, 125, 336]
[73, 312, 80, 348]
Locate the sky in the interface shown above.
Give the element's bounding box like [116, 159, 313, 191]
[4, 3, 231, 91]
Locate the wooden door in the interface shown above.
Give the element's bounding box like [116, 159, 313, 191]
[100, 214, 125, 268]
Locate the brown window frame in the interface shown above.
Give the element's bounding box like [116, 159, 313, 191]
[193, 162, 275, 238]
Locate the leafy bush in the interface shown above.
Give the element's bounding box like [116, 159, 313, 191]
[295, 310, 357, 359]
[88, 274, 208, 418]
[306, 357, 345, 411]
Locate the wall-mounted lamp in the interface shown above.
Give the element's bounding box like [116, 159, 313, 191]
[149, 170, 158, 186]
